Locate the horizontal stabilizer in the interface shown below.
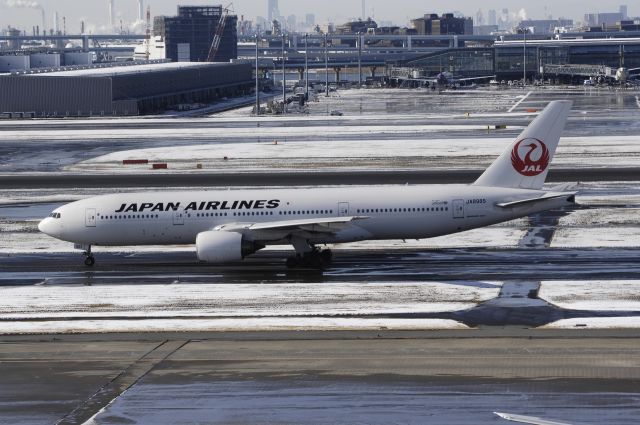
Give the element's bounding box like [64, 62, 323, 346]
[496, 192, 576, 208]
[494, 411, 572, 425]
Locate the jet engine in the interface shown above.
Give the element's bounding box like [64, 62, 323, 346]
[195, 231, 263, 263]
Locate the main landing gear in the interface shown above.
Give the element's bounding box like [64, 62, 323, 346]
[286, 248, 332, 269]
[81, 245, 95, 267]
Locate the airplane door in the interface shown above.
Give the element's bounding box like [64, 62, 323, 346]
[85, 208, 96, 227]
[452, 199, 464, 219]
[338, 202, 349, 216]
[173, 211, 185, 225]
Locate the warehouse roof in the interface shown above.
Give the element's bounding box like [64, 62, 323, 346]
[24, 61, 239, 78]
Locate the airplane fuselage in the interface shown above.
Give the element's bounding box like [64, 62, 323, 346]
[39, 184, 572, 247]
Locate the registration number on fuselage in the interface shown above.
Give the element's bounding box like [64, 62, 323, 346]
[465, 198, 487, 205]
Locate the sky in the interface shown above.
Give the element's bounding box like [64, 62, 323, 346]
[0, 0, 634, 34]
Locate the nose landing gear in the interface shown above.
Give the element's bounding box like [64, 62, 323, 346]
[84, 255, 95, 267]
[77, 244, 95, 267]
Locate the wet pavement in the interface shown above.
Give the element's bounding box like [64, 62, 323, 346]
[2, 332, 640, 425]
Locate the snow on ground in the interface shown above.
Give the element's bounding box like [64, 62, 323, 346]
[0, 193, 84, 206]
[0, 279, 484, 333]
[0, 124, 496, 143]
[0, 281, 499, 320]
[0, 318, 467, 334]
[577, 194, 640, 206]
[543, 317, 640, 329]
[64, 135, 640, 173]
[551, 227, 640, 248]
[558, 208, 640, 227]
[539, 280, 640, 311]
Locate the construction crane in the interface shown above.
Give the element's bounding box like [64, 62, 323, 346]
[206, 3, 233, 62]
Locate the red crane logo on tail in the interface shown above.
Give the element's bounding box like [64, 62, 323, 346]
[511, 138, 550, 176]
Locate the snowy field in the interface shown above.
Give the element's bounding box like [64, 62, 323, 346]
[0, 281, 498, 320]
[540, 280, 640, 311]
[2, 87, 640, 334]
[0, 281, 489, 333]
[65, 135, 640, 174]
[0, 318, 466, 334]
[2, 279, 640, 333]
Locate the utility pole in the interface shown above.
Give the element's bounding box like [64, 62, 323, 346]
[255, 34, 260, 115]
[357, 32, 362, 87]
[522, 28, 527, 86]
[324, 33, 329, 97]
[282, 33, 286, 114]
[304, 33, 309, 99]
[145, 5, 151, 60]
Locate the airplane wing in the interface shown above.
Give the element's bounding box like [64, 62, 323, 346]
[214, 216, 370, 241]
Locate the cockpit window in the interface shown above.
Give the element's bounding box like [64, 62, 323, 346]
[49, 212, 61, 219]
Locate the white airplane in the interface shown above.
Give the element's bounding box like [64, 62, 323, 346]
[39, 100, 575, 268]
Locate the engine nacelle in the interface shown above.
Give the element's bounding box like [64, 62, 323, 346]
[195, 231, 263, 263]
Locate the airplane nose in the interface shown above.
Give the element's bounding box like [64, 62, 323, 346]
[38, 217, 56, 236]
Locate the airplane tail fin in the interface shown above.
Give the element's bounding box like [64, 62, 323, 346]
[473, 100, 572, 190]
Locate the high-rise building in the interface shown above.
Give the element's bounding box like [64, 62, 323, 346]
[620, 5, 628, 19]
[267, 0, 279, 23]
[286, 15, 296, 32]
[488, 9, 497, 26]
[412, 13, 473, 35]
[305, 13, 315, 27]
[154, 5, 238, 62]
[584, 12, 623, 27]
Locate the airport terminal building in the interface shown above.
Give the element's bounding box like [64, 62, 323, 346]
[0, 61, 253, 117]
[392, 37, 640, 82]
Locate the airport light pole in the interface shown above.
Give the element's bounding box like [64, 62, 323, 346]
[522, 27, 527, 86]
[304, 33, 309, 99]
[255, 34, 260, 115]
[357, 32, 362, 87]
[282, 33, 286, 114]
[324, 33, 329, 97]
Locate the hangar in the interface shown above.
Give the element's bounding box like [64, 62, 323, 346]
[0, 61, 253, 117]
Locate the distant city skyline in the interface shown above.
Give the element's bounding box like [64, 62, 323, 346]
[0, 0, 635, 34]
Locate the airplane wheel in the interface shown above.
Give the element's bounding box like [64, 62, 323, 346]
[84, 256, 95, 267]
[285, 256, 298, 269]
[320, 249, 333, 263]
